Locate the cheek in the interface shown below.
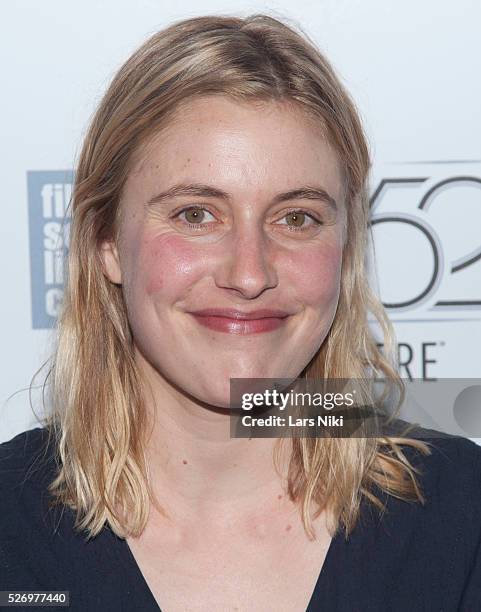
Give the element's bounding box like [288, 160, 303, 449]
[138, 234, 200, 296]
[284, 243, 343, 307]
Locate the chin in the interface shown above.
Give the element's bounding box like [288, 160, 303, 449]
[195, 378, 257, 411]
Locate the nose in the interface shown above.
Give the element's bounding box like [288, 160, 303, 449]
[214, 224, 279, 299]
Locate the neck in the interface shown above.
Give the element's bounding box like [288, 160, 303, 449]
[137, 353, 293, 527]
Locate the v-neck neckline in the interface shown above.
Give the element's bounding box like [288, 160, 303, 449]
[114, 526, 341, 612]
[306, 529, 340, 610]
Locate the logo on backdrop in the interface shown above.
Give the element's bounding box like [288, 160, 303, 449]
[27, 165, 481, 329]
[368, 162, 481, 380]
[369, 163, 481, 320]
[27, 171, 73, 329]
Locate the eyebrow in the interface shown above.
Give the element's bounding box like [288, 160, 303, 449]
[146, 182, 337, 211]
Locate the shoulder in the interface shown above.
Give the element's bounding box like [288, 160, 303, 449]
[384, 421, 481, 502]
[379, 423, 481, 556]
[0, 427, 58, 493]
[384, 418, 481, 476]
[372, 420, 481, 543]
[396, 424, 481, 489]
[391, 427, 481, 604]
[0, 427, 71, 554]
[421, 432, 481, 517]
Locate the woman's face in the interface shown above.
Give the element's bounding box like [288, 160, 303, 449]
[102, 96, 346, 408]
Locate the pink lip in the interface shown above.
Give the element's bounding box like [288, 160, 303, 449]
[188, 308, 291, 334]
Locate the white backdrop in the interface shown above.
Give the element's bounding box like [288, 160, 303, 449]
[1, 0, 480, 443]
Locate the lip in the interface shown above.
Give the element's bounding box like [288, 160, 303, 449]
[188, 308, 292, 334]
[190, 308, 291, 319]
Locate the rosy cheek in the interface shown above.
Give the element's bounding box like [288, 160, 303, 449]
[285, 244, 342, 305]
[141, 234, 199, 295]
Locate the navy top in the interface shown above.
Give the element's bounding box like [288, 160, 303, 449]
[0, 426, 480, 611]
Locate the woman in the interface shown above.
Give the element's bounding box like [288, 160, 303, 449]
[1, 14, 480, 612]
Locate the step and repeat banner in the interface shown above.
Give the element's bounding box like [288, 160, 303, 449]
[1, 0, 480, 443]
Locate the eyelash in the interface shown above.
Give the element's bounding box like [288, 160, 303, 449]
[171, 206, 323, 232]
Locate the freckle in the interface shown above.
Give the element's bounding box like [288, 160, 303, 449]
[285, 524, 292, 532]
[277, 494, 283, 500]
[182, 459, 188, 465]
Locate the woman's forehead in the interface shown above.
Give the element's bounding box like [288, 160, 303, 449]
[125, 95, 344, 200]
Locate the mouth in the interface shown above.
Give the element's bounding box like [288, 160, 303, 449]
[187, 308, 292, 335]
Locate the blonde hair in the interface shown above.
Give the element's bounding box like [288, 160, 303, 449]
[38, 14, 431, 541]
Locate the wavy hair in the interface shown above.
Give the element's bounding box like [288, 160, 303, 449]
[38, 13, 431, 541]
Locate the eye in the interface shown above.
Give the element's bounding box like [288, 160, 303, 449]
[276, 210, 322, 231]
[173, 206, 216, 228]
[171, 206, 323, 232]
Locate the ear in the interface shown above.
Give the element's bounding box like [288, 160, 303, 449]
[100, 239, 122, 284]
